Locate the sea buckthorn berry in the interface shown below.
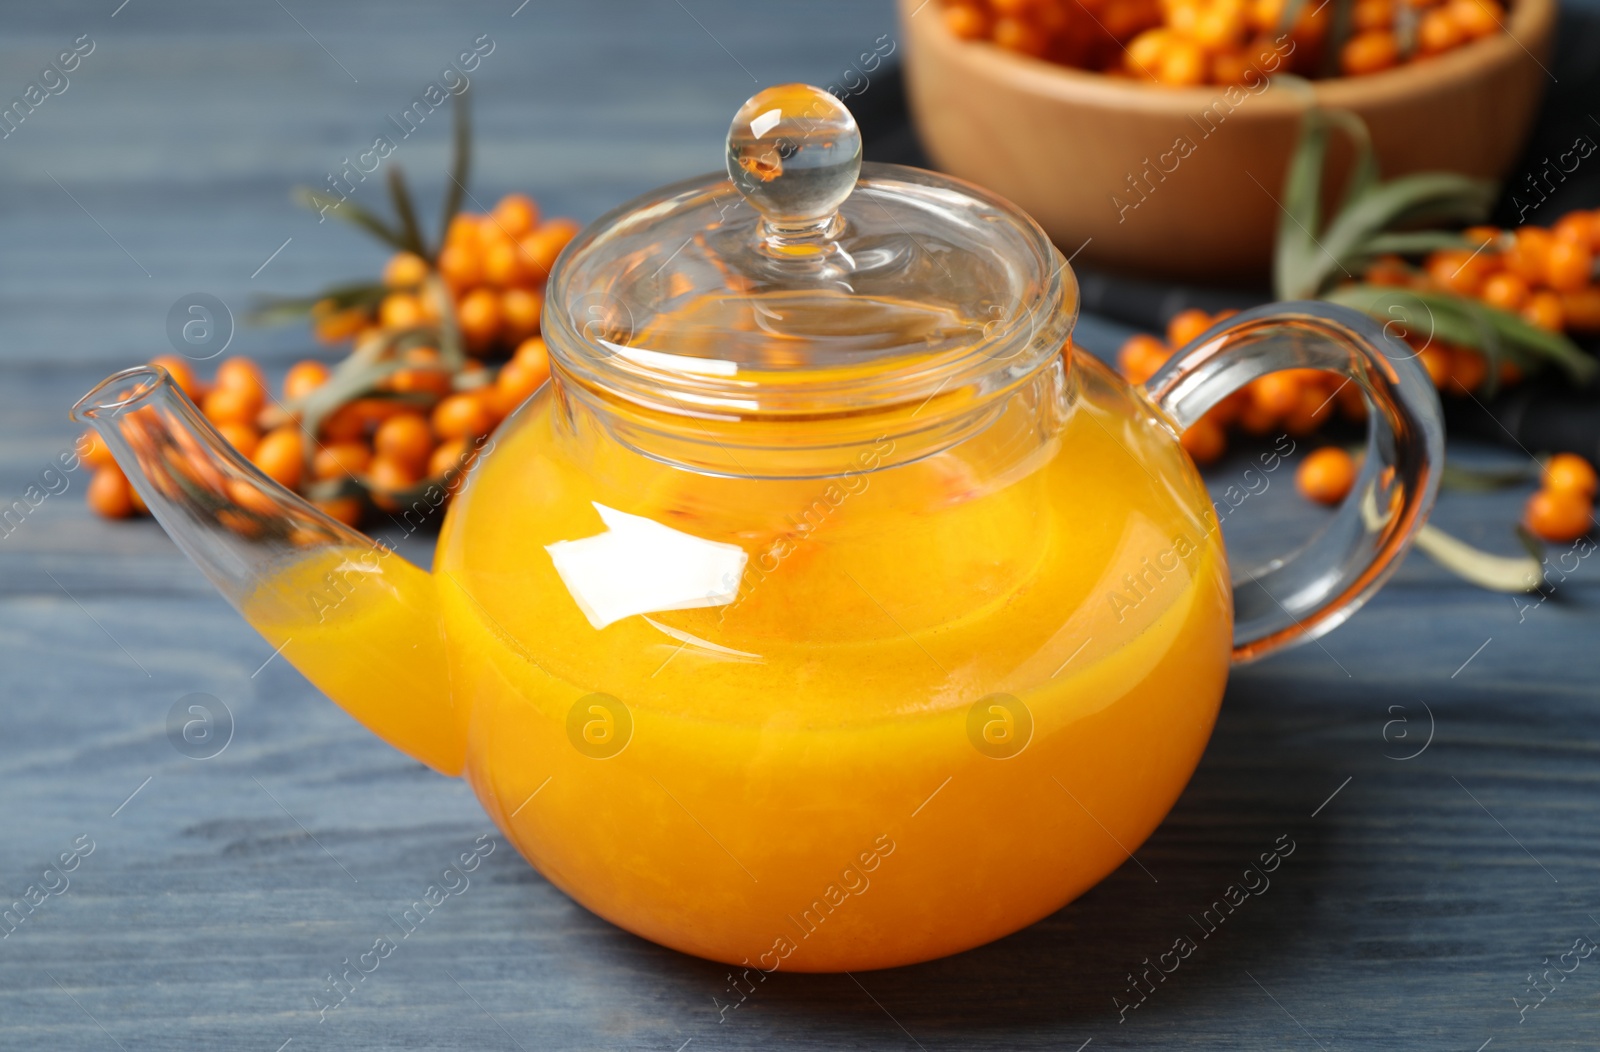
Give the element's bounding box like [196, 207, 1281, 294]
[1522, 290, 1564, 331]
[351, 398, 407, 428]
[319, 403, 367, 443]
[284, 360, 331, 402]
[379, 292, 424, 330]
[1559, 287, 1600, 331]
[1353, 0, 1395, 29]
[432, 392, 496, 440]
[1237, 398, 1279, 435]
[367, 454, 420, 511]
[1248, 371, 1301, 416]
[1125, 28, 1171, 76]
[1446, 348, 1488, 394]
[993, 16, 1048, 55]
[518, 221, 580, 282]
[1523, 488, 1592, 542]
[491, 193, 540, 239]
[1418, 345, 1452, 387]
[1248, 0, 1284, 30]
[216, 422, 260, 459]
[457, 287, 503, 352]
[79, 430, 115, 469]
[490, 359, 545, 418]
[1417, 7, 1464, 51]
[1446, 0, 1500, 36]
[374, 412, 435, 471]
[1283, 381, 1333, 436]
[1463, 225, 1506, 248]
[1426, 248, 1494, 296]
[1553, 210, 1596, 247]
[1103, 0, 1162, 42]
[1542, 453, 1598, 499]
[1479, 271, 1530, 311]
[386, 365, 453, 399]
[944, 3, 990, 38]
[1296, 447, 1357, 505]
[1165, 0, 1204, 35]
[1157, 38, 1206, 85]
[514, 336, 551, 375]
[1340, 30, 1399, 74]
[217, 356, 268, 397]
[87, 465, 136, 519]
[1504, 226, 1553, 284]
[1180, 415, 1226, 465]
[1117, 334, 1170, 384]
[202, 385, 262, 427]
[149, 355, 203, 401]
[501, 288, 543, 343]
[428, 437, 475, 480]
[1544, 238, 1593, 292]
[445, 213, 483, 249]
[312, 306, 368, 345]
[1194, 0, 1247, 49]
[312, 440, 372, 481]
[252, 426, 305, 489]
[315, 497, 365, 528]
[1365, 254, 1412, 286]
[483, 238, 523, 287]
[437, 244, 483, 291]
[383, 251, 429, 288]
[1166, 308, 1213, 348]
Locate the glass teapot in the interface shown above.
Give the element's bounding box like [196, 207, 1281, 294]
[75, 85, 1440, 973]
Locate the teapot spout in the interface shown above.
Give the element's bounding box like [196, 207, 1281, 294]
[72, 366, 464, 775]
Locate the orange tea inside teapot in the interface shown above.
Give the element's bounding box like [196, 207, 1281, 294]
[75, 84, 1441, 971]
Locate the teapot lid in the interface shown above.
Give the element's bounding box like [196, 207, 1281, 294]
[545, 84, 1076, 418]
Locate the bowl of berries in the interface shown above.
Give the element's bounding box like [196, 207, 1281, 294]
[898, 0, 1554, 280]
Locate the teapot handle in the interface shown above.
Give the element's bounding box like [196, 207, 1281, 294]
[1143, 300, 1444, 663]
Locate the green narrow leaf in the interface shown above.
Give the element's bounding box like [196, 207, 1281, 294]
[1322, 283, 1489, 349]
[387, 166, 428, 259]
[1413, 524, 1541, 592]
[295, 356, 412, 443]
[1394, 2, 1419, 58]
[293, 187, 410, 252]
[1316, 173, 1495, 284]
[1276, 0, 1312, 37]
[1440, 461, 1538, 491]
[304, 477, 368, 503]
[1320, 284, 1596, 385]
[1323, 107, 1378, 212]
[1468, 298, 1598, 385]
[246, 281, 387, 326]
[429, 273, 466, 370]
[1514, 524, 1548, 565]
[1357, 231, 1475, 257]
[1275, 108, 1331, 301]
[1318, 0, 1357, 79]
[439, 87, 473, 252]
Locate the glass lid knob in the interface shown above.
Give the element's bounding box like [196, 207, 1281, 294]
[726, 84, 862, 240]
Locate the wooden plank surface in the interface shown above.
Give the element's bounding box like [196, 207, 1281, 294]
[2, 2, 1598, 1050]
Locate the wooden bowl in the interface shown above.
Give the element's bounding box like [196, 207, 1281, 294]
[898, 0, 1555, 281]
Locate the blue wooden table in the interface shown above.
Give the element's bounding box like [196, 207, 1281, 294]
[2, 2, 1597, 1049]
